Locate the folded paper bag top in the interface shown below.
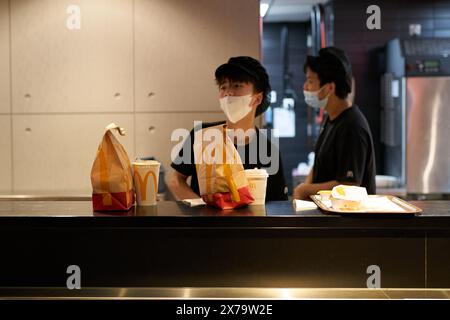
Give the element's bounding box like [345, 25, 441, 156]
[91, 123, 135, 211]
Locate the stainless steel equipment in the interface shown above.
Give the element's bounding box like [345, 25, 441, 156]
[382, 38, 450, 197]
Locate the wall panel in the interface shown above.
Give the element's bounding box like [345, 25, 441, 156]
[0, 0, 10, 114]
[135, 112, 224, 171]
[13, 114, 134, 192]
[0, 115, 11, 192]
[135, 0, 260, 112]
[11, 0, 134, 113]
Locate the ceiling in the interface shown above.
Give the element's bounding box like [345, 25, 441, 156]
[262, 0, 329, 22]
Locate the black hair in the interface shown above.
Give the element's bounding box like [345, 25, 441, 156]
[215, 56, 271, 117]
[303, 47, 352, 99]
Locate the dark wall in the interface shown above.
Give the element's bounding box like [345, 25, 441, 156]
[262, 22, 309, 192]
[332, 0, 450, 173]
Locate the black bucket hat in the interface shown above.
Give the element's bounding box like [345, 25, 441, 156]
[305, 47, 353, 95]
[215, 56, 271, 117]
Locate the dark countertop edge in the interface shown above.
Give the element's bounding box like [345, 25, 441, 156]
[1, 215, 450, 232]
[0, 200, 449, 231]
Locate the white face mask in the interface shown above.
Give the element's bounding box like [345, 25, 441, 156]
[219, 94, 254, 123]
[303, 85, 330, 109]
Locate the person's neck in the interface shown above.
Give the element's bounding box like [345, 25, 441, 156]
[226, 111, 257, 131]
[325, 97, 352, 121]
[225, 114, 257, 144]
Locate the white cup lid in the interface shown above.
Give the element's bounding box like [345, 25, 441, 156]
[133, 160, 160, 166]
[245, 168, 269, 178]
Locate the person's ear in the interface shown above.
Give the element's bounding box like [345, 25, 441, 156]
[329, 82, 336, 95]
[322, 83, 334, 98]
[253, 92, 263, 107]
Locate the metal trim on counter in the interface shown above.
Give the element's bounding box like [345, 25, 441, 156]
[0, 195, 92, 201]
[0, 287, 449, 300]
[0, 194, 165, 202]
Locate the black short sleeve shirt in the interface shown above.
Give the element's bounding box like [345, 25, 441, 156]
[171, 121, 288, 201]
[312, 105, 376, 194]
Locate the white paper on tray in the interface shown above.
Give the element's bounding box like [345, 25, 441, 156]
[360, 197, 406, 212]
[312, 195, 418, 213]
[293, 200, 318, 211]
[182, 198, 206, 207]
[321, 199, 333, 208]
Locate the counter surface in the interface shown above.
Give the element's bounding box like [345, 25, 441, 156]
[0, 200, 449, 230]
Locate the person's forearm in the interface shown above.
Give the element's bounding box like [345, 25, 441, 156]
[174, 185, 200, 200]
[307, 180, 339, 195]
[305, 168, 313, 184]
[168, 176, 200, 200]
[308, 180, 340, 194]
[299, 180, 340, 200]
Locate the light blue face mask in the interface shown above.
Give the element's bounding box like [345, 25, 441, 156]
[303, 85, 330, 109]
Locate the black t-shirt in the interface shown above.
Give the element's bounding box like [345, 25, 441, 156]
[312, 105, 376, 194]
[171, 121, 288, 201]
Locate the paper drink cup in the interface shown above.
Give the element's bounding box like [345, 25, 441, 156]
[245, 168, 269, 206]
[133, 160, 160, 206]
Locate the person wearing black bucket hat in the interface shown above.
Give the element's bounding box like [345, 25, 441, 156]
[293, 47, 376, 200]
[215, 56, 272, 121]
[168, 56, 288, 201]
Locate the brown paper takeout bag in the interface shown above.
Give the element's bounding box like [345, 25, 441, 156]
[193, 124, 254, 210]
[91, 123, 135, 211]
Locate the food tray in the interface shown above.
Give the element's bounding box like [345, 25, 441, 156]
[310, 195, 422, 215]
